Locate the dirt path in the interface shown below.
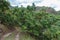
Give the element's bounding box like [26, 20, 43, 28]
[0, 33, 12, 40]
[3, 33, 12, 38]
[0, 24, 20, 40]
[1, 32, 20, 40]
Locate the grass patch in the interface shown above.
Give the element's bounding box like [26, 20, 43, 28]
[19, 32, 36, 40]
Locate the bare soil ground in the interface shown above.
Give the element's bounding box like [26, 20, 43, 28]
[0, 24, 35, 40]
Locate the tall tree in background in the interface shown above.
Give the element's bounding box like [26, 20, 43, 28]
[32, 3, 36, 11]
[27, 3, 36, 11]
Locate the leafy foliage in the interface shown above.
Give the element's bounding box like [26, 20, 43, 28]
[0, 0, 60, 40]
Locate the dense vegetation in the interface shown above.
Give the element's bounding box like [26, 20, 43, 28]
[0, 0, 60, 40]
